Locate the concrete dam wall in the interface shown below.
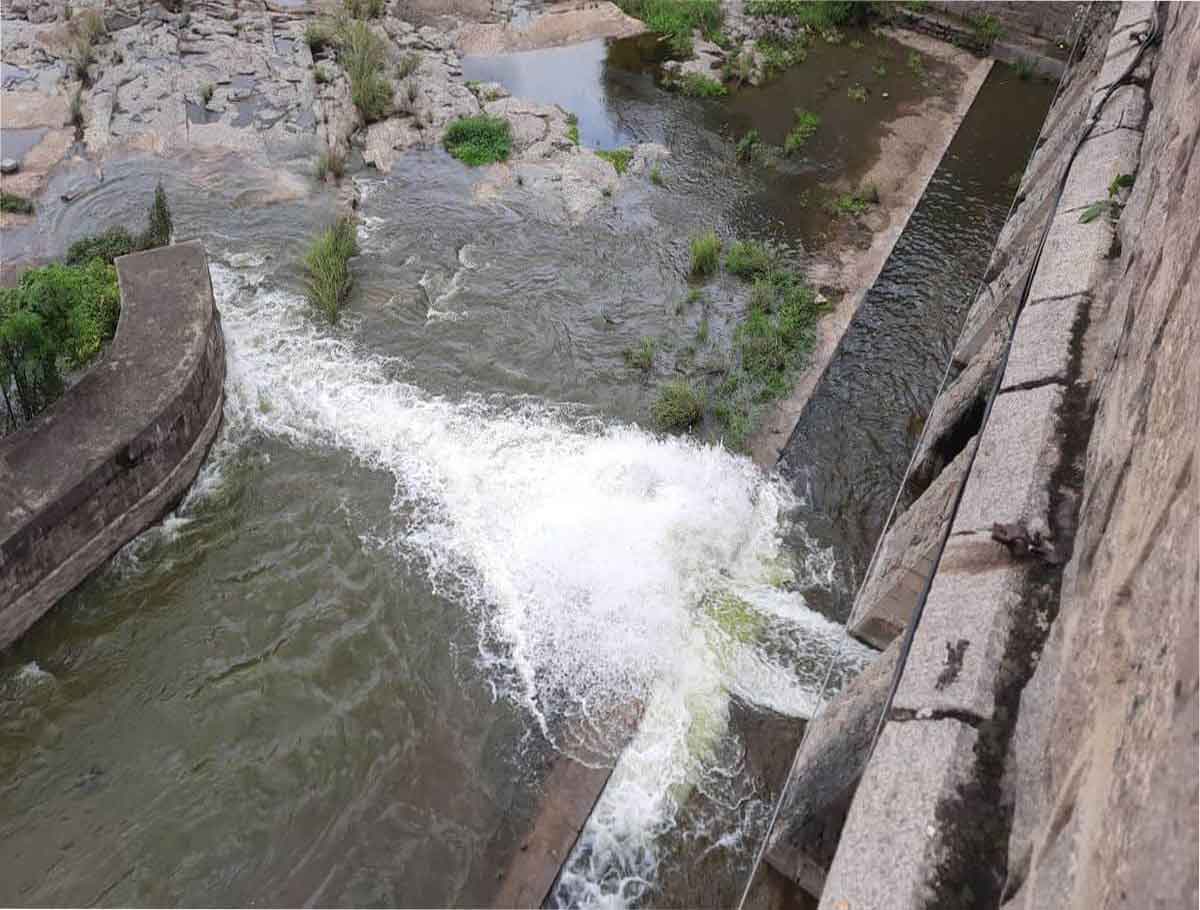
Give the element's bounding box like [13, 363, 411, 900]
[761, 2, 1198, 907]
[0, 241, 224, 650]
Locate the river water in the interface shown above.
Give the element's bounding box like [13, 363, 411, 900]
[0, 31, 1051, 909]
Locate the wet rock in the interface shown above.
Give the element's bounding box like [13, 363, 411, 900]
[0, 159, 18, 175]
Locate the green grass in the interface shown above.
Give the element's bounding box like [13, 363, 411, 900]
[678, 72, 727, 97]
[652, 380, 704, 432]
[596, 148, 634, 175]
[825, 185, 877, 216]
[303, 217, 358, 324]
[784, 109, 820, 155]
[971, 13, 1003, 49]
[200, 82, 214, 105]
[736, 128, 762, 163]
[565, 112, 580, 146]
[314, 65, 332, 85]
[650, 164, 665, 186]
[847, 84, 868, 102]
[396, 51, 421, 79]
[304, 21, 335, 54]
[725, 240, 775, 278]
[744, 0, 870, 28]
[624, 336, 657, 371]
[689, 230, 721, 277]
[757, 34, 808, 78]
[696, 315, 710, 344]
[443, 115, 512, 166]
[906, 50, 925, 77]
[0, 192, 34, 215]
[336, 20, 393, 123]
[1013, 57, 1035, 81]
[614, 0, 723, 57]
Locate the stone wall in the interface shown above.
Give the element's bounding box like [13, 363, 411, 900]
[927, 1, 1082, 43]
[761, 2, 1197, 906]
[0, 241, 224, 649]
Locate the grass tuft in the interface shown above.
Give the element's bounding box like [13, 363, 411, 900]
[614, 0, 723, 58]
[736, 128, 762, 163]
[565, 112, 580, 146]
[303, 217, 358, 324]
[315, 146, 347, 182]
[650, 164, 664, 186]
[784, 108, 820, 155]
[396, 51, 421, 79]
[336, 20, 392, 122]
[596, 148, 633, 175]
[200, 82, 214, 105]
[678, 72, 727, 97]
[624, 336, 657, 371]
[689, 230, 721, 277]
[344, 0, 386, 19]
[443, 115, 512, 166]
[847, 84, 868, 102]
[725, 239, 775, 278]
[0, 192, 35, 215]
[652, 380, 704, 432]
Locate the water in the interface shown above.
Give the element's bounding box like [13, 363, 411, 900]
[0, 36, 1050, 910]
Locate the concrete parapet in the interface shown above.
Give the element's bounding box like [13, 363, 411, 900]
[0, 240, 224, 649]
[818, 718, 980, 910]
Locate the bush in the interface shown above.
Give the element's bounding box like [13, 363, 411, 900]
[614, 0, 723, 57]
[689, 230, 721, 277]
[652, 380, 703, 432]
[143, 182, 173, 249]
[303, 217, 358, 324]
[596, 148, 633, 175]
[972, 13, 1003, 49]
[305, 21, 334, 54]
[745, 0, 870, 28]
[65, 226, 136, 265]
[725, 240, 775, 278]
[758, 34, 808, 77]
[678, 72, 727, 97]
[0, 192, 34, 215]
[336, 20, 393, 123]
[784, 108, 820, 155]
[443, 115, 512, 166]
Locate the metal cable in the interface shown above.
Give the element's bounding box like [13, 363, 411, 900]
[734, 7, 1119, 906]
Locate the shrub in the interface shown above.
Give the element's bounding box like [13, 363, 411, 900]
[725, 240, 775, 278]
[305, 21, 334, 54]
[336, 20, 393, 123]
[972, 13, 1003, 49]
[744, 0, 870, 28]
[614, 0, 723, 58]
[784, 109, 820, 155]
[596, 148, 633, 175]
[678, 72, 727, 97]
[142, 182, 173, 249]
[736, 128, 762, 163]
[65, 226, 136, 265]
[624, 336, 657, 371]
[689, 230, 721, 277]
[303, 217, 358, 323]
[652, 380, 703, 432]
[0, 192, 34, 215]
[443, 115, 512, 166]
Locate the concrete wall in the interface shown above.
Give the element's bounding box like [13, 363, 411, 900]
[0, 240, 224, 649]
[809, 3, 1197, 908]
[928, 1, 1082, 43]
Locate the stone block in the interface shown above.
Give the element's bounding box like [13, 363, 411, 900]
[1026, 212, 1112, 304]
[818, 718, 979, 910]
[892, 536, 1030, 720]
[1096, 21, 1151, 90]
[766, 641, 900, 898]
[1059, 128, 1142, 212]
[1087, 83, 1149, 133]
[1113, 1, 1156, 35]
[850, 441, 976, 649]
[1001, 294, 1086, 391]
[952, 384, 1064, 537]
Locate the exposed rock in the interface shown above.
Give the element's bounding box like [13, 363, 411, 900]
[457, 0, 645, 55]
[661, 32, 727, 89]
[0, 159, 18, 175]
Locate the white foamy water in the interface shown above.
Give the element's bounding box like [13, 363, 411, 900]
[209, 262, 871, 906]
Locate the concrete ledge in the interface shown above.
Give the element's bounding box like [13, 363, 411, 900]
[893, 536, 1030, 721]
[1000, 294, 1086, 391]
[1058, 128, 1142, 211]
[953, 384, 1064, 537]
[0, 240, 224, 649]
[1026, 213, 1112, 303]
[818, 718, 979, 910]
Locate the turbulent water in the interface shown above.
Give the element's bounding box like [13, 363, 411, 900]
[207, 261, 871, 906]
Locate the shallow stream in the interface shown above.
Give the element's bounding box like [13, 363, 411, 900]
[0, 31, 1051, 909]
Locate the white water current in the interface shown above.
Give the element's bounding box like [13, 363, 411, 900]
[204, 261, 872, 907]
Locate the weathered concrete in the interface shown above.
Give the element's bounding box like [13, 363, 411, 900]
[850, 441, 976, 649]
[817, 718, 980, 910]
[1000, 293, 1085, 391]
[0, 240, 224, 650]
[764, 641, 899, 899]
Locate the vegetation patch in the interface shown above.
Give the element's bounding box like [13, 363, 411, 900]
[315, 146, 347, 182]
[906, 49, 926, 77]
[344, 0, 386, 19]
[336, 20, 393, 123]
[2, 187, 173, 430]
[305, 21, 335, 54]
[396, 51, 421, 79]
[614, 0, 723, 57]
[650, 164, 665, 186]
[624, 336, 657, 371]
[652, 379, 704, 432]
[736, 128, 763, 163]
[677, 72, 728, 98]
[725, 240, 775, 278]
[757, 34, 808, 78]
[596, 148, 634, 175]
[565, 112, 580, 146]
[303, 217, 359, 324]
[443, 115, 512, 166]
[971, 13, 1003, 50]
[825, 185, 878, 216]
[689, 230, 721, 277]
[784, 108, 821, 155]
[0, 192, 34, 215]
[1079, 173, 1134, 224]
[745, 0, 870, 29]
